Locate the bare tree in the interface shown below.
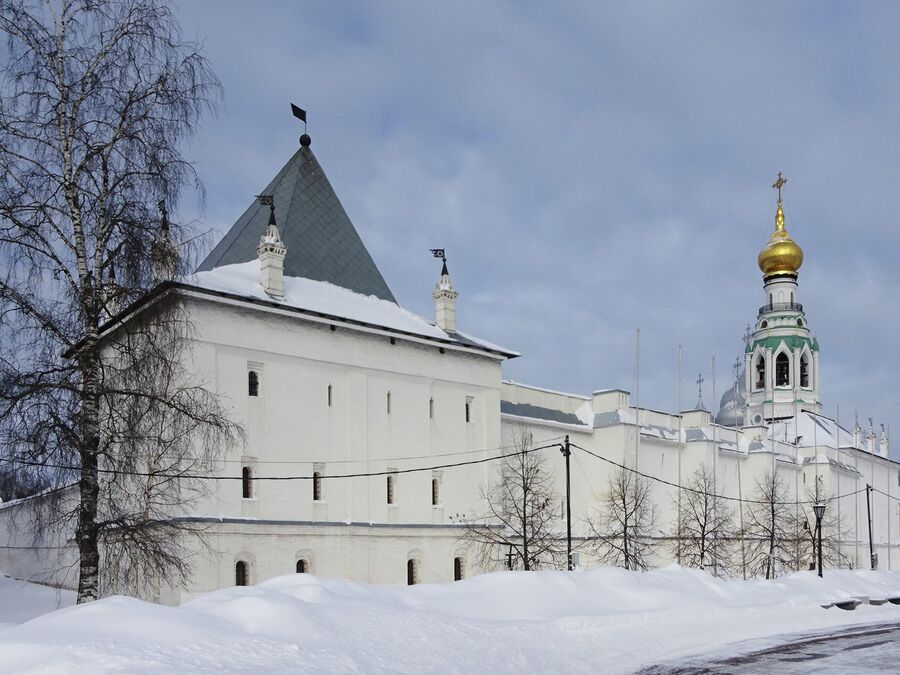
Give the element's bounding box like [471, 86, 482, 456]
[0, 0, 239, 603]
[742, 471, 794, 579]
[789, 479, 850, 572]
[588, 466, 657, 571]
[457, 428, 563, 571]
[670, 464, 735, 575]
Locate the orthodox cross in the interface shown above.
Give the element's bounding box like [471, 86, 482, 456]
[695, 373, 705, 409]
[742, 324, 752, 347]
[733, 356, 741, 382]
[772, 172, 788, 201]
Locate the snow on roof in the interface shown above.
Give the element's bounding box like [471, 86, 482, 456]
[186, 262, 517, 357]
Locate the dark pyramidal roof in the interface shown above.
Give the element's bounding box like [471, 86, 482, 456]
[198, 142, 396, 302]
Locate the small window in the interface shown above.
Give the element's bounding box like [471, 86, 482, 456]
[432, 478, 440, 506]
[407, 558, 418, 585]
[296, 559, 309, 573]
[387, 391, 391, 414]
[248, 371, 259, 397]
[760, 320, 768, 329]
[453, 557, 463, 581]
[775, 352, 790, 387]
[327, 384, 332, 407]
[242, 466, 253, 499]
[429, 397, 434, 419]
[313, 471, 323, 501]
[797, 318, 803, 327]
[800, 353, 810, 388]
[387, 474, 395, 505]
[465, 396, 473, 423]
[235, 560, 248, 586]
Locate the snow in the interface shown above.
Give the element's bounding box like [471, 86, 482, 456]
[2, 566, 900, 673]
[186, 262, 515, 356]
[0, 574, 73, 630]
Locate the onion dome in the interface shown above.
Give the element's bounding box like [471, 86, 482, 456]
[758, 174, 803, 277]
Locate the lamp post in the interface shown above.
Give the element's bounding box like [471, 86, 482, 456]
[813, 502, 825, 578]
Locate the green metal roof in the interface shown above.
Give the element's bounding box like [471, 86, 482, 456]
[198, 144, 396, 302]
[746, 334, 819, 353]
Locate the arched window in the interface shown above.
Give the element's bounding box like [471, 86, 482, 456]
[387, 475, 395, 505]
[755, 355, 765, 390]
[386, 391, 391, 414]
[235, 560, 248, 586]
[453, 557, 463, 581]
[429, 397, 434, 419]
[769, 292, 773, 306]
[407, 558, 418, 585]
[242, 466, 253, 499]
[800, 353, 810, 388]
[327, 384, 332, 407]
[313, 472, 323, 501]
[465, 401, 471, 423]
[248, 371, 259, 397]
[431, 478, 440, 506]
[775, 352, 790, 387]
[296, 559, 309, 574]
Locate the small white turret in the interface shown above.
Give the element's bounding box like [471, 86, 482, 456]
[257, 201, 287, 298]
[879, 424, 889, 458]
[867, 418, 876, 454]
[433, 258, 458, 333]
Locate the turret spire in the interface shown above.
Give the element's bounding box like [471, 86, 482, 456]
[256, 194, 287, 298]
[431, 249, 458, 333]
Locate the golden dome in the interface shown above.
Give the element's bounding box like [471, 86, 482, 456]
[758, 200, 803, 277]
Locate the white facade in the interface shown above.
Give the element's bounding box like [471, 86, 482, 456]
[1, 141, 897, 603]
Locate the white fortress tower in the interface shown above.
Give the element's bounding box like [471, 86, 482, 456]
[744, 173, 821, 425]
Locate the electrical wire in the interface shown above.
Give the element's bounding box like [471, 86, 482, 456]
[570, 442, 869, 507]
[210, 436, 565, 465]
[0, 441, 565, 482]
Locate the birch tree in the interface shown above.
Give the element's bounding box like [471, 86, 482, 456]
[588, 466, 657, 571]
[0, 0, 239, 603]
[743, 471, 793, 579]
[671, 464, 736, 575]
[458, 427, 563, 571]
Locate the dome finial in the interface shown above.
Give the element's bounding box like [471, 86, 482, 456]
[758, 173, 803, 277]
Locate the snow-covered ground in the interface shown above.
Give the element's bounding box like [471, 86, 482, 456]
[1, 566, 899, 673]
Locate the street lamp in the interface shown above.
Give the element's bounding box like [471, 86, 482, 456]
[813, 502, 825, 578]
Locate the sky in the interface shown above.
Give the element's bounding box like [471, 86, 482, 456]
[175, 1, 900, 446]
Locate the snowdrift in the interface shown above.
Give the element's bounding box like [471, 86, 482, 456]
[1, 566, 899, 673]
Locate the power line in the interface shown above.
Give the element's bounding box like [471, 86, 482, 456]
[210, 436, 565, 465]
[0, 441, 565, 482]
[570, 442, 868, 507]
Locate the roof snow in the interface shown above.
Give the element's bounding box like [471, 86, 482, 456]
[185, 262, 517, 357]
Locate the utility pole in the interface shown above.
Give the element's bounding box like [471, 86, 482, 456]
[866, 483, 876, 570]
[560, 435, 573, 570]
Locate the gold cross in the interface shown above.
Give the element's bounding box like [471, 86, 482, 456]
[772, 172, 788, 201]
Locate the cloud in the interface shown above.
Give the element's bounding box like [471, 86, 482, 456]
[175, 1, 900, 453]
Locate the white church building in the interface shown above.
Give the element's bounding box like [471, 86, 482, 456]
[1, 131, 898, 603]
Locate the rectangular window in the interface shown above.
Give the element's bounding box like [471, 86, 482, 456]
[386, 469, 397, 504]
[242, 466, 253, 499]
[429, 397, 434, 419]
[327, 384, 332, 407]
[431, 473, 441, 506]
[313, 463, 325, 501]
[247, 361, 263, 397]
[465, 396, 473, 423]
[387, 391, 392, 414]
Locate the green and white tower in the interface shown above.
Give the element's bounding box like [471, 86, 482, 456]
[744, 174, 821, 425]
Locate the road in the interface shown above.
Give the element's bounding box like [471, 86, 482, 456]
[639, 621, 900, 674]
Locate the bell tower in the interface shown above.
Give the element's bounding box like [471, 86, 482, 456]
[744, 174, 821, 425]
